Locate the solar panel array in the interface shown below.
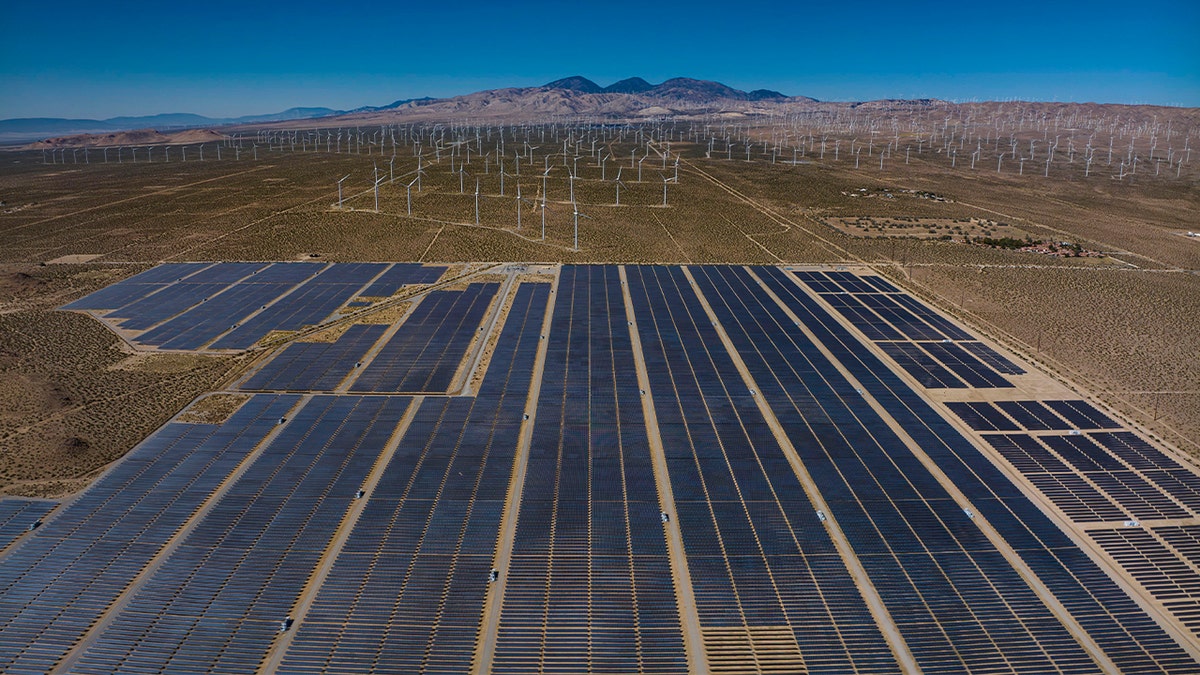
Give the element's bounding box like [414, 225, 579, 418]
[239, 324, 389, 392]
[349, 283, 499, 393]
[61, 263, 213, 311]
[359, 263, 446, 297]
[795, 270, 1022, 389]
[211, 263, 391, 350]
[759, 265, 1200, 674]
[62, 262, 447, 352]
[278, 282, 549, 674]
[694, 265, 1106, 674]
[0, 394, 300, 675]
[131, 263, 327, 350]
[69, 395, 410, 675]
[631, 265, 899, 673]
[0, 499, 57, 553]
[14, 263, 1198, 674]
[494, 266, 686, 673]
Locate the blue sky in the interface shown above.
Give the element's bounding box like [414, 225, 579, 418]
[2, 0, 1196, 119]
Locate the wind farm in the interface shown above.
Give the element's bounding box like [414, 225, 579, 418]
[2, 62, 1200, 675]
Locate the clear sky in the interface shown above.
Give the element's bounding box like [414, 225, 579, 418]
[2, 0, 1197, 119]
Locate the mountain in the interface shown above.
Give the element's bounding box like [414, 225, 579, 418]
[603, 77, 654, 94]
[646, 77, 746, 101]
[747, 89, 788, 101]
[27, 128, 229, 149]
[542, 76, 808, 103]
[0, 107, 342, 145]
[543, 76, 603, 94]
[345, 97, 436, 114]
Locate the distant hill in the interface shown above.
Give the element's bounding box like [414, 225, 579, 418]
[26, 128, 229, 149]
[544, 76, 604, 94]
[0, 107, 342, 145]
[603, 77, 654, 94]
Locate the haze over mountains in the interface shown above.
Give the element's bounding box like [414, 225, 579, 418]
[1, 76, 810, 143]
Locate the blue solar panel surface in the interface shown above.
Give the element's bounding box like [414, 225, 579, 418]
[210, 263, 389, 350]
[69, 395, 407, 675]
[630, 265, 902, 673]
[359, 263, 447, 297]
[758, 265, 1200, 673]
[0, 394, 299, 675]
[239, 324, 388, 391]
[277, 283, 549, 674]
[695, 265, 1106, 674]
[29, 264, 1200, 673]
[0, 499, 57, 553]
[349, 283, 498, 393]
[61, 263, 212, 310]
[494, 267, 687, 673]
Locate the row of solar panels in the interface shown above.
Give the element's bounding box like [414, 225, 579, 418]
[64, 262, 445, 351]
[495, 266, 687, 673]
[949, 399, 1121, 432]
[689, 265, 1128, 673]
[797, 270, 1024, 391]
[1092, 526, 1200, 635]
[239, 283, 498, 394]
[280, 282, 551, 674]
[631, 265, 901, 673]
[0, 499, 58, 554]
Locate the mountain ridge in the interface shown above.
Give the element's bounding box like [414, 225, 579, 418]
[542, 75, 797, 102]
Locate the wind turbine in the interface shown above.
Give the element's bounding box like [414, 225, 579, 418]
[540, 190, 549, 240]
[571, 201, 591, 251]
[474, 179, 481, 225]
[337, 174, 351, 209]
[406, 177, 417, 215]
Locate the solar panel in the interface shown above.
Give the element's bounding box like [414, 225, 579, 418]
[239, 324, 388, 391]
[945, 401, 1021, 432]
[755, 265, 1200, 673]
[349, 283, 499, 393]
[959, 341, 1025, 375]
[495, 267, 686, 673]
[358, 263, 447, 297]
[629, 265, 902, 673]
[210, 264, 389, 350]
[0, 499, 58, 553]
[878, 342, 966, 388]
[917, 342, 1013, 388]
[0, 394, 299, 674]
[693, 265, 1119, 673]
[276, 282, 548, 674]
[1043, 400, 1120, 430]
[67, 395, 408, 675]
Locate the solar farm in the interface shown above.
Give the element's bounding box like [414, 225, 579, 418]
[2, 261, 1200, 674]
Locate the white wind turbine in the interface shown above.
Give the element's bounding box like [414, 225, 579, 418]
[337, 174, 351, 209]
[406, 177, 418, 215]
[572, 200, 590, 251]
[373, 164, 383, 212]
